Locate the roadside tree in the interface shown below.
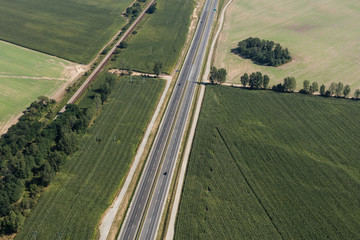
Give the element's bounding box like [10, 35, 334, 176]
[263, 75, 270, 89]
[343, 84, 351, 98]
[335, 82, 344, 97]
[320, 84, 326, 96]
[329, 82, 337, 95]
[240, 73, 249, 87]
[153, 62, 163, 77]
[354, 89, 360, 99]
[283, 77, 296, 92]
[210, 66, 218, 84]
[310, 82, 319, 94]
[303, 80, 310, 93]
[217, 68, 227, 84]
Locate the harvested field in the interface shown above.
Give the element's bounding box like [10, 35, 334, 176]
[214, 0, 360, 92]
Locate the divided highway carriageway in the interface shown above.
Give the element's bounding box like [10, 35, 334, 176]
[118, 0, 218, 239]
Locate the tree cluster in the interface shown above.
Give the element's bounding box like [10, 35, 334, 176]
[272, 77, 296, 92]
[0, 74, 116, 234]
[153, 62, 163, 77]
[240, 72, 270, 89]
[210, 66, 227, 84]
[299, 80, 319, 95]
[124, 3, 142, 19]
[319, 82, 352, 98]
[232, 37, 292, 67]
[147, 3, 157, 14]
[239, 71, 360, 102]
[355, 89, 360, 100]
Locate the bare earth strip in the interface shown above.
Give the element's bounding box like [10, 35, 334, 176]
[0, 75, 66, 80]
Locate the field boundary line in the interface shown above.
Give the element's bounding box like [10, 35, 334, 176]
[216, 127, 284, 239]
[0, 75, 67, 81]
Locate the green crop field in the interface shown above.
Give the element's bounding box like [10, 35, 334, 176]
[0, 0, 133, 64]
[16, 75, 164, 240]
[0, 41, 76, 131]
[110, 0, 194, 73]
[215, 0, 360, 91]
[175, 86, 360, 239]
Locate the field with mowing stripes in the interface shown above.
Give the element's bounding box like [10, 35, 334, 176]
[16, 75, 164, 240]
[0, 0, 132, 63]
[0, 41, 78, 133]
[110, 0, 194, 73]
[175, 86, 360, 239]
[215, 0, 360, 91]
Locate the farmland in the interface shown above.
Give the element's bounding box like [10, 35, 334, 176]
[0, 40, 78, 133]
[0, 0, 133, 64]
[175, 86, 360, 239]
[214, 0, 360, 91]
[16, 75, 164, 240]
[110, 0, 194, 73]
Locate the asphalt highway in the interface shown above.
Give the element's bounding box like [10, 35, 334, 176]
[118, 0, 218, 239]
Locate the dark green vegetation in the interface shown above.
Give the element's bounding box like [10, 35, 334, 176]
[232, 37, 291, 67]
[175, 86, 360, 239]
[240, 72, 270, 89]
[209, 66, 227, 84]
[0, 0, 133, 63]
[124, 0, 152, 21]
[110, 0, 194, 73]
[325, 82, 353, 98]
[0, 74, 119, 234]
[272, 76, 296, 92]
[15, 75, 164, 239]
[300, 80, 319, 95]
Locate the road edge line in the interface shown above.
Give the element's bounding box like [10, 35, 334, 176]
[164, 0, 234, 238]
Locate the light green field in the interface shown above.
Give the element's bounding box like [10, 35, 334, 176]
[0, 0, 132, 63]
[215, 0, 360, 92]
[175, 86, 360, 239]
[0, 41, 74, 126]
[110, 0, 194, 73]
